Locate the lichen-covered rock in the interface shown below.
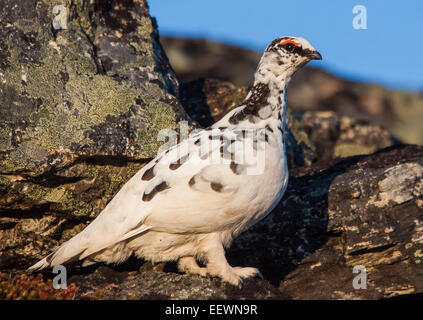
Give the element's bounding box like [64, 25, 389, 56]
[0, 0, 188, 268]
[289, 68, 423, 146]
[298, 111, 395, 160]
[0, 0, 184, 174]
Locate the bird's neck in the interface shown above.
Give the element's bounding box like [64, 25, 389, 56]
[251, 68, 290, 125]
[221, 67, 290, 131]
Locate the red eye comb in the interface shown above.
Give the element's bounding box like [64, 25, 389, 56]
[280, 40, 298, 46]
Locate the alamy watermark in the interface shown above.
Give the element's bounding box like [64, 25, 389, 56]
[352, 5, 367, 30]
[352, 265, 367, 289]
[52, 5, 68, 30]
[52, 265, 67, 289]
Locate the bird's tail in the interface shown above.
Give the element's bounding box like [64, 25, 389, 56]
[27, 234, 86, 273]
[27, 255, 53, 272]
[27, 207, 152, 273]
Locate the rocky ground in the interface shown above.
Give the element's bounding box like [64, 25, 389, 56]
[0, 0, 422, 300]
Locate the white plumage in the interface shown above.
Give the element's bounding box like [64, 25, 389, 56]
[28, 36, 321, 286]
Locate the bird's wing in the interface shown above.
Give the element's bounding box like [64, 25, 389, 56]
[139, 127, 268, 234]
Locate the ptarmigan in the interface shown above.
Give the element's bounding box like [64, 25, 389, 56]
[28, 36, 321, 286]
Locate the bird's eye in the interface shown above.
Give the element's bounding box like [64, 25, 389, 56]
[284, 43, 295, 52]
[280, 40, 299, 53]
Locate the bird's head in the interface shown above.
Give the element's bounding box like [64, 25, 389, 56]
[255, 36, 322, 83]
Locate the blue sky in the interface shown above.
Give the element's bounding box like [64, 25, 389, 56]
[149, 0, 423, 92]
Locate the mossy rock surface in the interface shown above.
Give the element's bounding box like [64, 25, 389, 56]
[0, 0, 185, 175]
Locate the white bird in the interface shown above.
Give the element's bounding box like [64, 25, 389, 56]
[28, 36, 322, 286]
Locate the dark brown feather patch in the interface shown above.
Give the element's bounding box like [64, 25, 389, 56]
[230, 161, 241, 175]
[141, 165, 155, 181]
[188, 176, 196, 187]
[265, 125, 273, 133]
[169, 154, 189, 170]
[229, 83, 270, 125]
[210, 182, 223, 192]
[142, 181, 169, 201]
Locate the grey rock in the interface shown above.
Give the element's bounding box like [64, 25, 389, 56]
[298, 110, 395, 160]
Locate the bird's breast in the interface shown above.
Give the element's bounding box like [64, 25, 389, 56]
[233, 130, 288, 232]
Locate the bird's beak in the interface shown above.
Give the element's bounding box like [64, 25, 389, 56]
[308, 51, 322, 60]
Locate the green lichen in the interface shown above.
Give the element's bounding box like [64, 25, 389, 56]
[0, 175, 12, 189]
[135, 16, 155, 52]
[43, 186, 66, 203]
[13, 19, 44, 35]
[0, 157, 28, 174]
[27, 72, 138, 151]
[134, 96, 179, 158]
[334, 143, 374, 158]
[107, 164, 143, 186]
[9, 142, 50, 168]
[0, 126, 12, 151]
[2, 47, 23, 89]
[288, 111, 312, 145]
[287, 109, 316, 165]
[0, 159, 145, 219]
[24, 59, 65, 106]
